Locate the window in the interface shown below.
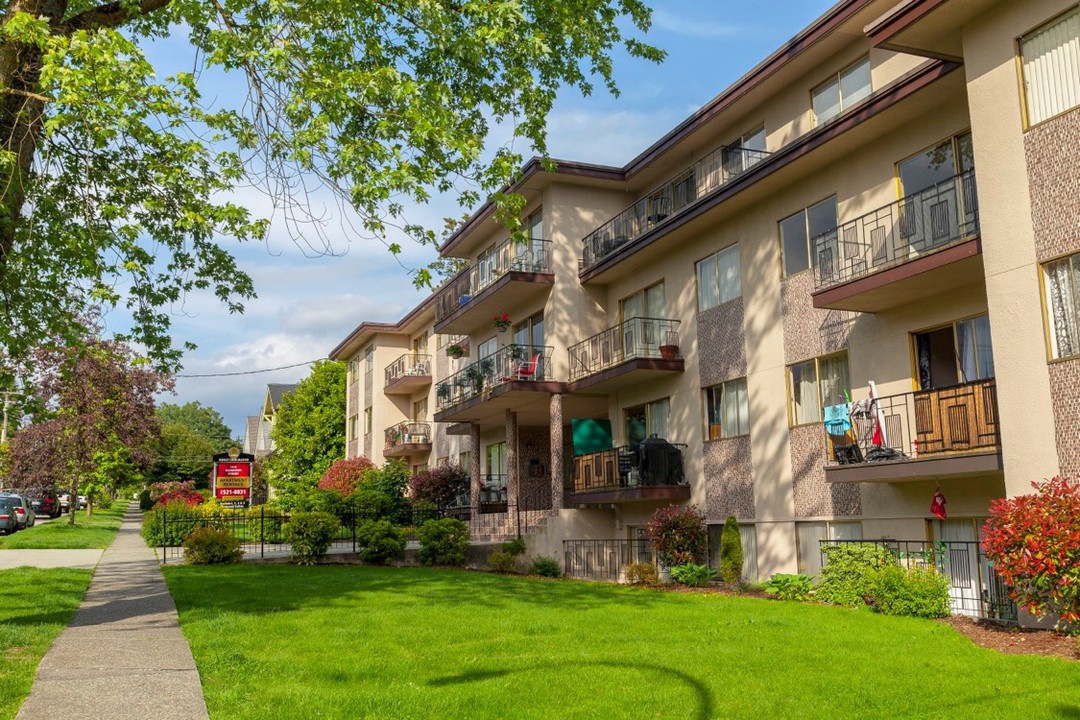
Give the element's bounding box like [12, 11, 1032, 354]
[789, 352, 849, 426]
[812, 56, 871, 125]
[723, 126, 766, 176]
[913, 315, 995, 389]
[1020, 8, 1080, 126]
[364, 345, 374, 374]
[708, 523, 758, 581]
[486, 442, 507, 483]
[696, 244, 740, 311]
[1044, 254, 1080, 358]
[620, 283, 667, 352]
[363, 407, 372, 435]
[348, 357, 359, 383]
[780, 197, 837, 277]
[477, 337, 497, 359]
[412, 398, 428, 421]
[412, 332, 428, 357]
[348, 414, 359, 441]
[704, 378, 749, 440]
[897, 132, 973, 197]
[625, 398, 669, 444]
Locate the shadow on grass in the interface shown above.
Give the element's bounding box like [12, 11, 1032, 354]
[430, 660, 713, 720]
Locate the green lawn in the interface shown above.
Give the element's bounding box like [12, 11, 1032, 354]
[0, 568, 92, 720]
[0, 502, 128, 549]
[164, 565, 1080, 720]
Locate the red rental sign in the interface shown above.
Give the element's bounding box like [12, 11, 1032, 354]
[216, 462, 251, 478]
[216, 487, 251, 499]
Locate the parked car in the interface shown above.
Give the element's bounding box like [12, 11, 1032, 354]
[0, 493, 35, 529]
[0, 496, 17, 534]
[30, 488, 61, 519]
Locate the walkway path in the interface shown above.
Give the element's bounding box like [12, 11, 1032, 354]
[16, 504, 209, 720]
[0, 549, 103, 570]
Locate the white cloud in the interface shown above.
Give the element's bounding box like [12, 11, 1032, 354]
[651, 9, 743, 39]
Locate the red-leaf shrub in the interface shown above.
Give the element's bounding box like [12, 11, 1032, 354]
[409, 465, 469, 507]
[149, 480, 196, 502]
[647, 504, 708, 566]
[982, 476, 1080, 629]
[155, 489, 205, 508]
[317, 457, 375, 495]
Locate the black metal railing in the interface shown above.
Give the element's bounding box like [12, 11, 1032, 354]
[435, 237, 553, 323]
[581, 145, 771, 271]
[384, 354, 431, 387]
[813, 169, 979, 290]
[435, 344, 553, 411]
[384, 421, 432, 451]
[568, 317, 681, 382]
[829, 379, 999, 465]
[819, 539, 1016, 622]
[571, 439, 688, 492]
[563, 538, 655, 581]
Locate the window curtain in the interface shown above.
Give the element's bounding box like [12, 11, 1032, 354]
[718, 245, 741, 304]
[721, 379, 748, 437]
[791, 362, 820, 424]
[1047, 258, 1079, 358]
[697, 257, 719, 311]
[819, 354, 850, 407]
[649, 399, 670, 440]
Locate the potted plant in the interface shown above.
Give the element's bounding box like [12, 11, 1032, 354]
[447, 343, 466, 359]
[493, 313, 511, 332]
[465, 364, 484, 392]
[659, 330, 679, 360]
[436, 383, 451, 403]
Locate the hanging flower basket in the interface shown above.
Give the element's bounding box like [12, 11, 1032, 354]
[447, 342, 467, 359]
[493, 313, 511, 332]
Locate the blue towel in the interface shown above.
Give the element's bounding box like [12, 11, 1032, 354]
[824, 403, 851, 435]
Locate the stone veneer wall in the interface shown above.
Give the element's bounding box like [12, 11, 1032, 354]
[696, 297, 747, 386]
[789, 424, 861, 517]
[703, 436, 755, 520]
[517, 426, 553, 509]
[1027, 107, 1080, 477]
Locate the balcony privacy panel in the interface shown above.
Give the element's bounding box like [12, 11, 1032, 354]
[571, 418, 613, 456]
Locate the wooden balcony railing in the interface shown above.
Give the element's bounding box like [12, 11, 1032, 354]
[571, 438, 688, 493]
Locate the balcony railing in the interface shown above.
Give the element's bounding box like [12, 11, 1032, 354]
[828, 378, 999, 465]
[384, 353, 431, 387]
[568, 317, 681, 382]
[571, 438, 688, 493]
[813, 170, 979, 290]
[435, 344, 553, 411]
[383, 421, 431, 450]
[581, 145, 771, 271]
[435, 237, 552, 323]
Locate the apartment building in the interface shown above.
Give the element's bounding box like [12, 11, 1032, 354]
[330, 0, 1080, 610]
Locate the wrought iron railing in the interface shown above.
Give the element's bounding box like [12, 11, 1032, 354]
[568, 317, 681, 382]
[819, 539, 1016, 622]
[384, 353, 431, 387]
[384, 421, 431, 450]
[435, 237, 553, 322]
[828, 379, 999, 465]
[435, 344, 553, 411]
[813, 169, 979, 290]
[563, 538, 655, 581]
[571, 439, 688, 492]
[581, 145, 771, 270]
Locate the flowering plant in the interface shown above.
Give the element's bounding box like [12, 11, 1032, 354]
[493, 313, 511, 330]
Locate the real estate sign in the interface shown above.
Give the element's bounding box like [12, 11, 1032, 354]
[212, 451, 255, 508]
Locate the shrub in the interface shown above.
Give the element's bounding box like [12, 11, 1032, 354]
[141, 500, 204, 547]
[317, 456, 376, 495]
[409, 464, 469, 508]
[816, 543, 895, 607]
[719, 516, 743, 583]
[982, 476, 1080, 629]
[289, 488, 347, 515]
[764, 573, 813, 601]
[183, 527, 243, 565]
[866, 564, 950, 619]
[671, 563, 717, 587]
[138, 489, 153, 511]
[362, 461, 413, 525]
[487, 550, 518, 573]
[501, 537, 526, 557]
[417, 518, 470, 566]
[355, 519, 406, 564]
[646, 504, 708, 566]
[530, 555, 562, 578]
[348, 486, 396, 521]
[148, 480, 195, 502]
[155, 488, 205, 508]
[624, 562, 659, 586]
[245, 505, 286, 542]
[97, 496, 113, 510]
[285, 511, 340, 565]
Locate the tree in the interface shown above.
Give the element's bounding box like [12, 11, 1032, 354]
[267, 360, 345, 504]
[149, 422, 218, 488]
[719, 515, 743, 583]
[0, 1, 663, 375]
[155, 402, 236, 452]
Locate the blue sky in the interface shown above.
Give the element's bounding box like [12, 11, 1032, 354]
[143, 1, 836, 438]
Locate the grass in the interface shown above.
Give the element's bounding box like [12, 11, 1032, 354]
[0, 568, 92, 720]
[0, 502, 128, 549]
[164, 565, 1080, 720]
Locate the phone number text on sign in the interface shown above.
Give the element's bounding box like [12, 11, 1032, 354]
[216, 488, 250, 498]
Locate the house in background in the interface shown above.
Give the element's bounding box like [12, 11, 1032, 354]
[330, 0, 1080, 620]
[255, 383, 298, 459]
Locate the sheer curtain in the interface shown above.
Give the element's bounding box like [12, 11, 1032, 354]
[1047, 259, 1079, 358]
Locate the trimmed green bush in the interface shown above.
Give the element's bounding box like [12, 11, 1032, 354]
[816, 543, 894, 607]
[764, 573, 813, 601]
[245, 505, 286, 543]
[530, 555, 562, 578]
[487, 550, 518, 573]
[867, 564, 951, 619]
[719, 516, 743, 583]
[285, 512, 340, 565]
[671, 563, 717, 587]
[416, 518, 470, 566]
[183, 527, 243, 565]
[355, 519, 406, 564]
[348, 486, 396, 521]
[140, 500, 203, 547]
[138, 489, 153, 511]
[501, 537, 526, 556]
[624, 562, 658, 586]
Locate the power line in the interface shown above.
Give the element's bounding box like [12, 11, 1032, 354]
[175, 359, 323, 378]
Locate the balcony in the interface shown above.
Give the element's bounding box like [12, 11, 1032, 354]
[434, 237, 553, 334]
[383, 421, 432, 458]
[812, 170, 981, 312]
[434, 344, 558, 424]
[825, 378, 1002, 484]
[569, 438, 690, 504]
[568, 317, 684, 393]
[580, 146, 770, 273]
[383, 354, 431, 395]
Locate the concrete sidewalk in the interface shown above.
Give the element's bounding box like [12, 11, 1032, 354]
[0, 549, 103, 570]
[16, 503, 209, 720]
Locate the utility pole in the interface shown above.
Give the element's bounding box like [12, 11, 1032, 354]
[0, 391, 12, 445]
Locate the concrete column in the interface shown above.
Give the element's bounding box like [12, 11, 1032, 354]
[505, 409, 518, 507]
[470, 423, 482, 509]
[550, 393, 564, 510]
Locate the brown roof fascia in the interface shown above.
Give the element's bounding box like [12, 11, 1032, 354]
[864, 0, 949, 46]
[579, 59, 961, 283]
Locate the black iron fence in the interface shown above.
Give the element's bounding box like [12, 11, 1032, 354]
[435, 344, 553, 411]
[568, 317, 681, 382]
[563, 538, 655, 581]
[812, 169, 979, 289]
[819, 539, 1016, 622]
